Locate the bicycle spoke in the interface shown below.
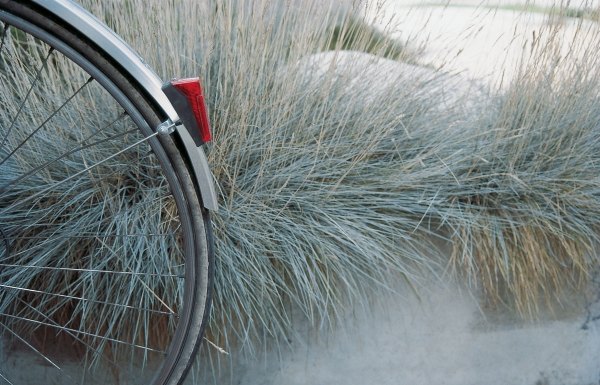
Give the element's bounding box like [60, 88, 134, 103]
[1, 47, 54, 148]
[0, 371, 14, 385]
[0, 314, 166, 354]
[0, 131, 159, 211]
[1, 318, 77, 385]
[0, 76, 94, 168]
[2, 218, 177, 262]
[14, 297, 124, 374]
[0, 126, 138, 192]
[2, 227, 175, 259]
[0, 284, 176, 315]
[4, 231, 179, 240]
[0, 321, 62, 371]
[0, 264, 182, 279]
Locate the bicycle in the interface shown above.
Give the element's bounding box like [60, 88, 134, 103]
[0, 1, 216, 384]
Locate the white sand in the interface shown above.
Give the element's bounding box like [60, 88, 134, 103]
[229, 279, 599, 385]
[360, 0, 600, 87]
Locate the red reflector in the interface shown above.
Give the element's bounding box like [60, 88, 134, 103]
[171, 78, 212, 143]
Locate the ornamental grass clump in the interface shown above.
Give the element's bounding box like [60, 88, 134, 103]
[445, 16, 600, 316]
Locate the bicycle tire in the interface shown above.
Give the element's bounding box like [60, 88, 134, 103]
[0, 2, 213, 385]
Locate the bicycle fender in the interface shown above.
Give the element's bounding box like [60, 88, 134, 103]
[32, 0, 219, 211]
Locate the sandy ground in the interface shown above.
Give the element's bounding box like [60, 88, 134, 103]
[5, 277, 599, 385]
[226, 279, 600, 385]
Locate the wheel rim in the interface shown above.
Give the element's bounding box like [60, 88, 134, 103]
[0, 13, 195, 385]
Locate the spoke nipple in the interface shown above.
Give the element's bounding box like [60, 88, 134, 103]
[157, 119, 177, 136]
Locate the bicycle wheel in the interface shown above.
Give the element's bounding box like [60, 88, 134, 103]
[0, 2, 213, 385]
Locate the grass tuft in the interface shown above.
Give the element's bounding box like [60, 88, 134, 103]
[444, 18, 600, 316]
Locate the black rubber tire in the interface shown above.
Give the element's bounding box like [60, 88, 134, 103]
[0, 2, 213, 385]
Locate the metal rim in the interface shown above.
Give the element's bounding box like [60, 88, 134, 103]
[0, 9, 201, 385]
